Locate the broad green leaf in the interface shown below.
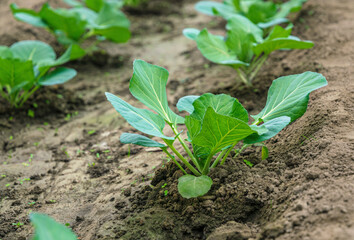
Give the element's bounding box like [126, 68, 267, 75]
[129, 60, 184, 125]
[183, 28, 200, 41]
[226, 15, 263, 43]
[0, 58, 35, 91]
[69, 8, 97, 26]
[194, 1, 234, 16]
[253, 37, 314, 56]
[92, 3, 130, 43]
[185, 116, 202, 140]
[39, 4, 87, 41]
[120, 133, 166, 148]
[252, 72, 328, 123]
[105, 92, 173, 140]
[196, 29, 247, 68]
[266, 25, 292, 40]
[176, 95, 199, 114]
[262, 146, 269, 160]
[193, 108, 255, 153]
[0, 46, 13, 58]
[191, 93, 249, 122]
[226, 27, 255, 63]
[10, 41, 56, 64]
[246, 1, 277, 24]
[85, 0, 104, 12]
[38, 68, 77, 86]
[30, 213, 77, 240]
[69, 44, 87, 60]
[274, 0, 307, 19]
[177, 175, 212, 199]
[244, 116, 291, 144]
[10, 4, 48, 28]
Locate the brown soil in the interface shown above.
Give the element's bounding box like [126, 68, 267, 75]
[1, 0, 353, 240]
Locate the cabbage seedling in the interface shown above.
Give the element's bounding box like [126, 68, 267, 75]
[10, 0, 130, 60]
[106, 60, 327, 198]
[195, 0, 307, 29]
[0, 40, 76, 108]
[184, 16, 313, 86]
[30, 213, 78, 240]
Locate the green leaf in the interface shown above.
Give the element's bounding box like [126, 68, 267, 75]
[0, 46, 13, 58]
[30, 213, 77, 240]
[226, 27, 255, 63]
[193, 108, 255, 153]
[252, 72, 328, 123]
[129, 60, 184, 125]
[274, 0, 307, 19]
[246, 1, 277, 24]
[244, 116, 291, 144]
[253, 36, 314, 56]
[10, 4, 48, 28]
[0, 58, 35, 92]
[176, 95, 199, 114]
[69, 44, 87, 60]
[190, 93, 249, 122]
[262, 146, 269, 160]
[105, 92, 173, 140]
[85, 0, 104, 12]
[39, 4, 87, 41]
[266, 25, 293, 40]
[183, 28, 200, 41]
[120, 133, 166, 148]
[194, 1, 233, 16]
[38, 68, 77, 86]
[177, 175, 212, 199]
[196, 29, 247, 68]
[257, 18, 289, 29]
[92, 3, 131, 43]
[63, 0, 84, 7]
[10, 41, 56, 64]
[226, 15, 263, 43]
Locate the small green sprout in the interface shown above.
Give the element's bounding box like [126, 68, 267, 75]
[161, 183, 167, 188]
[9, 136, 13, 140]
[33, 103, 38, 108]
[243, 159, 254, 167]
[164, 190, 168, 196]
[12, 222, 24, 228]
[88, 130, 96, 135]
[28, 202, 36, 206]
[28, 110, 35, 118]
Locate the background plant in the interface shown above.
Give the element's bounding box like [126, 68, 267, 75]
[184, 15, 313, 86]
[195, 0, 307, 29]
[11, 0, 131, 60]
[106, 59, 327, 198]
[0, 40, 76, 108]
[30, 213, 77, 240]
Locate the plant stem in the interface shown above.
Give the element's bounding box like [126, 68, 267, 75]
[18, 86, 40, 108]
[161, 148, 187, 175]
[233, 144, 250, 160]
[220, 142, 239, 165]
[248, 55, 268, 83]
[210, 148, 228, 169]
[170, 125, 201, 171]
[236, 68, 251, 86]
[163, 139, 201, 176]
[202, 151, 215, 175]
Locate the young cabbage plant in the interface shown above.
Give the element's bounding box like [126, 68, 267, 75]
[106, 60, 327, 198]
[0, 40, 76, 108]
[183, 15, 313, 86]
[30, 213, 78, 240]
[195, 0, 307, 29]
[10, 0, 130, 60]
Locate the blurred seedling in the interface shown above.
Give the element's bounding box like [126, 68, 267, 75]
[12, 222, 24, 228]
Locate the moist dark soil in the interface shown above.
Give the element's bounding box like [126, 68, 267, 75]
[0, 0, 353, 240]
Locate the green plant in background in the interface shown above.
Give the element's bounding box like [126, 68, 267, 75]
[10, 0, 131, 60]
[195, 0, 307, 29]
[30, 213, 77, 240]
[106, 60, 327, 198]
[184, 15, 313, 86]
[0, 40, 76, 108]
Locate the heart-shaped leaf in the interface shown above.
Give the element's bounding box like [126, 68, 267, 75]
[10, 41, 56, 64]
[38, 68, 77, 86]
[129, 60, 184, 125]
[252, 72, 328, 123]
[193, 107, 255, 153]
[183, 28, 200, 41]
[30, 213, 77, 240]
[178, 175, 213, 198]
[176, 95, 199, 114]
[105, 92, 173, 140]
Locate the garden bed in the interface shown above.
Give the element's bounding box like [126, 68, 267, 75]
[0, 0, 353, 239]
